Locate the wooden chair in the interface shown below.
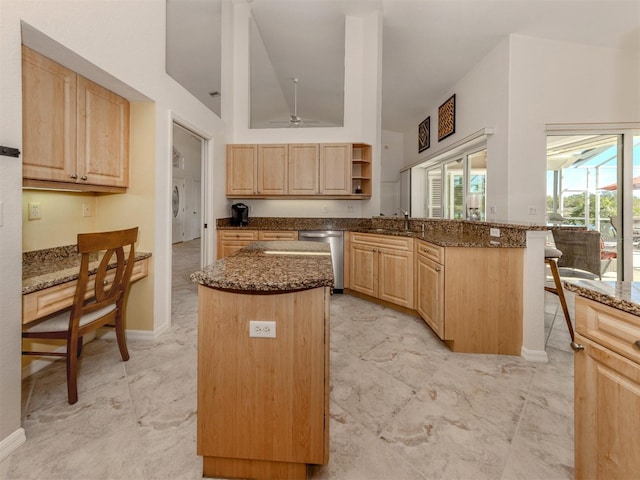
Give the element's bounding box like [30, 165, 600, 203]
[22, 227, 139, 404]
[544, 246, 575, 342]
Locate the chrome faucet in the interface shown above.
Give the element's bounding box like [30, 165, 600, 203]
[397, 208, 410, 231]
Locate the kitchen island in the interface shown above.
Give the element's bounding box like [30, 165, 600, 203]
[191, 241, 333, 480]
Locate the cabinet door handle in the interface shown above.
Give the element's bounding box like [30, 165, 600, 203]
[634, 340, 640, 350]
[81, 175, 88, 181]
[435, 267, 441, 272]
[70, 173, 78, 179]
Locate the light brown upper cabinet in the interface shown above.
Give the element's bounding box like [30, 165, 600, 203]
[22, 46, 130, 192]
[226, 144, 289, 196]
[288, 143, 319, 195]
[257, 144, 288, 195]
[227, 142, 370, 199]
[319, 143, 351, 195]
[226, 144, 257, 196]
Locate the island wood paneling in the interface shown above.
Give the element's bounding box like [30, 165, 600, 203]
[197, 286, 329, 479]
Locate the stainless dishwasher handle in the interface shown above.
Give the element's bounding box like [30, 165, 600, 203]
[301, 233, 338, 238]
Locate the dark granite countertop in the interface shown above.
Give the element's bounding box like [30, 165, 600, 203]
[191, 241, 334, 292]
[22, 245, 152, 295]
[216, 217, 546, 248]
[564, 279, 640, 316]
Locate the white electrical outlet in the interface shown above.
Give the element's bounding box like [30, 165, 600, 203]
[28, 202, 41, 220]
[249, 320, 276, 338]
[528, 206, 537, 215]
[490, 228, 500, 237]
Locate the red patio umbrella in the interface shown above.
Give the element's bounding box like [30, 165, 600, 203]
[600, 176, 640, 191]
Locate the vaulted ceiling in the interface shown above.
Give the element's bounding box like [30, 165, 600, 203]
[166, 0, 640, 134]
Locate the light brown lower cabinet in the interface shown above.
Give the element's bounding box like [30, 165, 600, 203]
[349, 233, 414, 309]
[216, 230, 298, 259]
[415, 240, 445, 339]
[574, 296, 640, 479]
[414, 239, 523, 355]
[197, 286, 330, 480]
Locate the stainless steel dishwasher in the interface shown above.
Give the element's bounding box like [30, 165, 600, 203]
[298, 230, 344, 292]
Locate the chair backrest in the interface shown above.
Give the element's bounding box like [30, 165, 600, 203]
[550, 227, 601, 277]
[72, 227, 139, 326]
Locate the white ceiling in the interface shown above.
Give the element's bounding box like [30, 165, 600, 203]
[166, 0, 640, 133]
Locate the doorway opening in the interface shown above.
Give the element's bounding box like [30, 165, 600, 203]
[171, 122, 205, 308]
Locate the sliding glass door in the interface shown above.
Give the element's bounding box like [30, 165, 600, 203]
[546, 131, 640, 281]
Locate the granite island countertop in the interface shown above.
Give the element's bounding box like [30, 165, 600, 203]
[191, 240, 334, 292]
[22, 245, 152, 295]
[564, 279, 640, 316]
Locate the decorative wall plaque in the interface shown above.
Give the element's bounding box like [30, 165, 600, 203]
[418, 116, 430, 153]
[438, 94, 456, 141]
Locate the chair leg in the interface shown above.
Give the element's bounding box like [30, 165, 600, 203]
[67, 339, 79, 405]
[545, 258, 575, 342]
[115, 313, 130, 362]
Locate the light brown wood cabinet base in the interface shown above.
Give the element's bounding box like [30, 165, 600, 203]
[203, 456, 307, 480]
[197, 286, 330, 480]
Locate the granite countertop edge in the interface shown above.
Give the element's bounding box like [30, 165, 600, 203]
[191, 241, 334, 293]
[216, 217, 540, 248]
[22, 251, 152, 295]
[564, 280, 640, 316]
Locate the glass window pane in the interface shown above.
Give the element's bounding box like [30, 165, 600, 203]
[468, 149, 487, 220]
[444, 160, 464, 219]
[546, 134, 619, 280]
[426, 168, 442, 218]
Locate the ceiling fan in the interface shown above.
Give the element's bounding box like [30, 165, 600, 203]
[270, 77, 320, 127]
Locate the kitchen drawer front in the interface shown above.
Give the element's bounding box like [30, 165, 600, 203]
[576, 296, 640, 364]
[258, 231, 298, 241]
[350, 232, 413, 252]
[23, 257, 149, 324]
[218, 230, 259, 241]
[416, 239, 443, 264]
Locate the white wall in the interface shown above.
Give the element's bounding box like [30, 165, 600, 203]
[0, 0, 230, 458]
[402, 36, 511, 221]
[228, 5, 382, 220]
[380, 130, 405, 216]
[508, 34, 640, 224]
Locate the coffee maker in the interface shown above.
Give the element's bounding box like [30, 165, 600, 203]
[231, 203, 249, 226]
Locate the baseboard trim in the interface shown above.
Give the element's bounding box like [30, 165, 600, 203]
[521, 346, 549, 363]
[0, 427, 26, 463]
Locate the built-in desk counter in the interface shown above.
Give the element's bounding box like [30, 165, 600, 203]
[22, 245, 151, 324]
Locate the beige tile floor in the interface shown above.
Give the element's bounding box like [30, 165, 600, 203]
[1, 239, 575, 479]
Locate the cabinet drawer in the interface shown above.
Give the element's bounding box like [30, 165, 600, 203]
[258, 231, 298, 241]
[416, 240, 443, 264]
[576, 296, 640, 364]
[350, 232, 413, 252]
[218, 230, 259, 241]
[23, 257, 149, 324]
